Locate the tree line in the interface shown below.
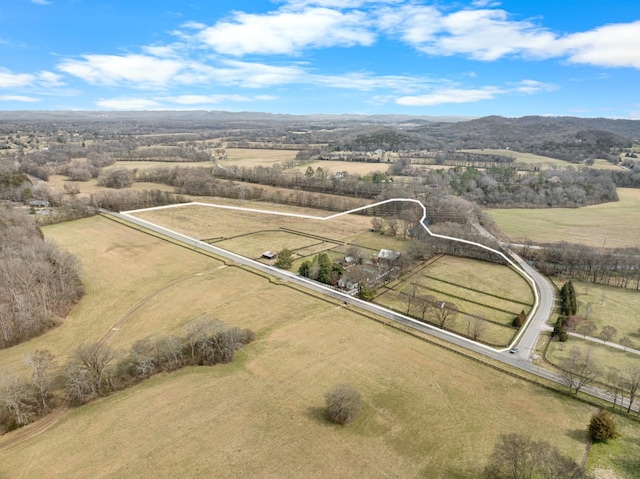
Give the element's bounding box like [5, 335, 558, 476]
[0, 316, 255, 433]
[0, 208, 84, 348]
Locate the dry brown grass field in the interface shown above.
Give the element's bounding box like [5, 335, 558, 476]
[131, 202, 373, 247]
[0, 213, 628, 478]
[0, 216, 593, 478]
[44, 174, 175, 197]
[487, 188, 640, 248]
[220, 148, 299, 167]
[374, 256, 532, 346]
[461, 149, 571, 169]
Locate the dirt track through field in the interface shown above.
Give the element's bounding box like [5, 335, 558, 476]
[0, 266, 216, 453]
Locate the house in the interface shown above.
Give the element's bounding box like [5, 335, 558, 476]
[376, 249, 401, 262]
[262, 251, 277, 260]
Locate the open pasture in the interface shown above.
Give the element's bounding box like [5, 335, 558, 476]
[461, 149, 570, 169]
[487, 188, 640, 248]
[219, 147, 299, 167]
[0, 215, 222, 371]
[546, 336, 639, 374]
[131, 202, 373, 249]
[374, 255, 533, 346]
[0, 224, 593, 478]
[43, 174, 175, 197]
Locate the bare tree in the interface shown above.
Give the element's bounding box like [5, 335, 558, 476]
[606, 367, 624, 410]
[577, 321, 597, 338]
[624, 366, 640, 414]
[484, 433, 583, 479]
[433, 301, 458, 329]
[415, 294, 435, 322]
[70, 342, 115, 396]
[0, 372, 32, 427]
[619, 336, 634, 351]
[466, 315, 487, 341]
[24, 349, 56, 412]
[560, 347, 600, 394]
[324, 383, 362, 425]
[598, 325, 617, 344]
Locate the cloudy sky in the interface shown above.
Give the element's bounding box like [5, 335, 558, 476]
[1, 0, 639, 117]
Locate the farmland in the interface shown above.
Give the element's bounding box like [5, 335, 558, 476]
[0, 217, 593, 478]
[487, 188, 640, 248]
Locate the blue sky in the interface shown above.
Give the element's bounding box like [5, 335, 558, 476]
[1, 0, 639, 117]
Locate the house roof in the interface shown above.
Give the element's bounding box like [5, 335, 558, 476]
[377, 249, 401, 261]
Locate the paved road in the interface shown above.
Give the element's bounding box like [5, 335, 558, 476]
[111, 210, 636, 412]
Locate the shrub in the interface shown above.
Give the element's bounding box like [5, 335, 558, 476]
[324, 383, 362, 425]
[588, 409, 618, 442]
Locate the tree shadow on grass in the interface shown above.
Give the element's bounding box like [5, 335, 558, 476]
[566, 428, 589, 443]
[306, 406, 329, 424]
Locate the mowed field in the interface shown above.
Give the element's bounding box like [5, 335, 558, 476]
[0, 215, 605, 478]
[461, 149, 570, 169]
[0, 217, 626, 478]
[487, 188, 640, 248]
[376, 256, 533, 346]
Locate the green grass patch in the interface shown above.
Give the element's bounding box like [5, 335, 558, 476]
[487, 188, 640, 248]
[546, 337, 640, 374]
[587, 415, 640, 479]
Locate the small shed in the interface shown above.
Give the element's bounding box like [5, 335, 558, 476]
[262, 251, 277, 260]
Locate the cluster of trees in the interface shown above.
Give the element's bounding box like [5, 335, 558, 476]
[96, 167, 134, 189]
[431, 166, 618, 207]
[403, 285, 461, 330]
[531, 243, 640, 291]
[0, 350, 57, 431]
[552, 282, 578, 341]
[0, 208, 84, 348]
[484, 433, 585, 479]
[298, 253, 344, 285]
[558, 347, 640, 415]
[0, 317, 255, 431]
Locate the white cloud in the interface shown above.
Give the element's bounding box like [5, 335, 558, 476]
[558, 21, 640, 69]
[0, 70, 35, 88]
[165, 94, 275, 105]
[396, 86, 502, 106]
[37, 71, 65, 87]
[58, 54, 185, 87]
[95, 98, 162, 110]
[31, 0, 52, 5]
[194, 7, 374, 55]
[512, 79, 557, 94]
[395, 79, 556, 106]
[0, 95, 40, 102]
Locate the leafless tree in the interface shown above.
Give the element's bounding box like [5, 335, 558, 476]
[414, 294, 435, 322]
[484, 433, 583, 479]
[624, 366, 640, 414]
[598, 325, 617, 344]
[606, 367, 624, 410]
[466, 315, 487, 341]
[619, 337, 633, 351]
[560, 347, 600, 394]
[433, 301, 459, 329]
[0, 371, 32, 427]
[576, 321, 597, 338]
[24, 349, 56, 412]
[324, 383, 362, 425]
[67, 342, 115, 400]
